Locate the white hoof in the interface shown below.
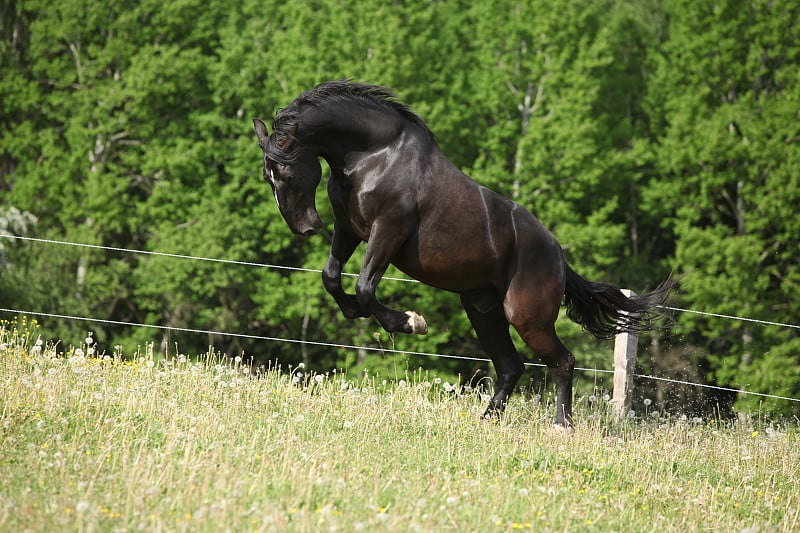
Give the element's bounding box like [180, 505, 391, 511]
[405, 311, 428, 334]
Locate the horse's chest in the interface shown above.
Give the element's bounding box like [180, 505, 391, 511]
[328, 179, 370, 239]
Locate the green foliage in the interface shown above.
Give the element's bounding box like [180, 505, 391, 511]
[2, 0, 798, 415]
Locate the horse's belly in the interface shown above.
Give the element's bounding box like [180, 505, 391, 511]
[392, 241, 501, 292]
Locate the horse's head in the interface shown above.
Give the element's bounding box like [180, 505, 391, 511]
[253, 118, 323, 237]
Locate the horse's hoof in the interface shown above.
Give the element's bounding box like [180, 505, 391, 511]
[548, 424, 575, 436]
[405, 311, 428, 334]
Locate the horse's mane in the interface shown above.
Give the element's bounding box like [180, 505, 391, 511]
[267, 80, 436, 164]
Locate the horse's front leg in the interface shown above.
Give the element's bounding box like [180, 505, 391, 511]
[355, 224, 427, 335]
[322, 225, 369, 319]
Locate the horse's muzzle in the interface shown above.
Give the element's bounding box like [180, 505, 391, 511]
[294, 215, 323, 237]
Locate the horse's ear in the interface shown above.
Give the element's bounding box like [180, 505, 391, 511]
[253, 118, 269, 148]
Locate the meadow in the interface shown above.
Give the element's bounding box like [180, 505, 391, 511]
[1, 317, 798, 532]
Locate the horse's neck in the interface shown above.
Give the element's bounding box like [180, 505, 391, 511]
[303, 104, 403, 160]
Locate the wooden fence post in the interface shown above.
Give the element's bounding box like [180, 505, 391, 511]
[612, 289, 638, 417]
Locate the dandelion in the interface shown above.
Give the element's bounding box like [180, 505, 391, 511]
[75, 501, 90, 513]
[643, 398, 652, 407]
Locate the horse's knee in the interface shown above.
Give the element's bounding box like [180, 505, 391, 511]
[322, 271, 338, 294]
[322, 259, 341, 293]
[355, 277, 376, 309]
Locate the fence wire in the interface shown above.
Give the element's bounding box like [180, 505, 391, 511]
[1, 306, 798, 404]
[2, 234, 799, 404]
[5, 234, 798, 329]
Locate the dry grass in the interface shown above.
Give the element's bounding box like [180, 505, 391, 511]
[1, 317, 798, 532]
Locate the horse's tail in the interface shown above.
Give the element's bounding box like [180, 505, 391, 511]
[563, 264, 677, 339]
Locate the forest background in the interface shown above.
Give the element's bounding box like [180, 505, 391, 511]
[1, 0, 798, 417]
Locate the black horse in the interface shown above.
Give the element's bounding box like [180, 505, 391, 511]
[253, 80, 674, 427]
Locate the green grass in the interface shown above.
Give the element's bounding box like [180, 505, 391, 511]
[1, 318, 798, 532]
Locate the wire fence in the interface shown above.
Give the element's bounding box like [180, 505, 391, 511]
[2, 233, 799, 404]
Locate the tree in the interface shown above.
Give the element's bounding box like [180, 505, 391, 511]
[646, 0, 800, 415]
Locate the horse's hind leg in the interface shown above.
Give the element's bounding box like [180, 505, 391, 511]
[505, 285, 576, 427]
[523, 329, 575, 427]
[461, 290, 524, 418]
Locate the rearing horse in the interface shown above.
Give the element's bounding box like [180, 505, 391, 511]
[253, 80, 674, 427]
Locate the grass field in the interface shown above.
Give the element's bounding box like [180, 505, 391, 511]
[1, 317, 798, 532]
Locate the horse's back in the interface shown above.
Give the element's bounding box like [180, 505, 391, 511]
[397, 154, 563, 296]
